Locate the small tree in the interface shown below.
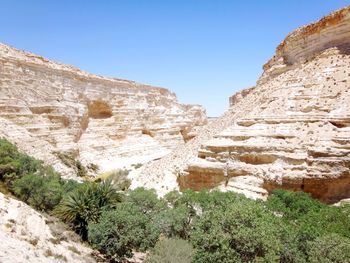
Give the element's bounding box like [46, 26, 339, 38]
[88, 202, 157, 258]
[191, 199, 284, 263]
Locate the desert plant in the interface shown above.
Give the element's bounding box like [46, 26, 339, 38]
[54, 151, 87, 177]
[191, 199, 284, 263]
[11, 174, 63, 211]
[266, 189, 324, 220]
[125, 187, 166, 215]
[145, 237, 195, 263]
[75, 160, 87, 177]
[307, 234, 350, 263]
[95, 169, 131, 190]
[88, 202, 158, 258]
[55, 180, 122, 240]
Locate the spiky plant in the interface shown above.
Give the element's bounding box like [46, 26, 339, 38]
[55, 180, 122, 240]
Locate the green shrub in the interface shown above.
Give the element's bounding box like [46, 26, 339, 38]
[267, 189, 324, 220]
[88, 202, 158, 258]
[125, 187, 166, 215]
[307, 234, 350, 263]
[295, 205, 350, 255]
[55, 180, 122, 240]
[0, 138, 43, 186]
[62, 179, 80, 194]
[12, 174, 63, 211]
[191, 199, 285, 263]
[145, 237, 195, 263]
[154, 204, 194, 240]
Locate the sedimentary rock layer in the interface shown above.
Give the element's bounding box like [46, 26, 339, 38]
[261, 6, 350, 83]
[140, 6, 350, 202]
[0, 43, 206, 177]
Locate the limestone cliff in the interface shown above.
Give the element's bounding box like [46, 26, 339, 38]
[261, 6, 350, 83]
[0, 43, 207, 177]
[138, 6, 350, 203]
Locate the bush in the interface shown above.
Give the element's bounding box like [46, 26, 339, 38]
[88, 202, 158, 258]
[295, 205, 350, 255]
[125, 187, 167, 215]
[267, 189, 324, 220]
[307, 234, 350, 263]
[191, 199, 285, 263]
[154, 204, 194, 240]
[12, 174, 63, 211]
[0, 138, 43, 186]
[145, 237, 195, 263]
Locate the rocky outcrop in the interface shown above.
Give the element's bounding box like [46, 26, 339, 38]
[139, 6, 350, 203]
[229, 86, 255, 108]
[0, 192, 95, 262]
[0, 43, 206, 177]
[261, 6, 350, 83]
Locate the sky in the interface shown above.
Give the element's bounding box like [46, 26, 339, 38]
[1, 1, 349, 116]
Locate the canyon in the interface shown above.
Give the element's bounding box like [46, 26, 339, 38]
[137, 6, 350, 203]
[0, 43, 207, 178]
[2, 4, 350, 263]
[1, 7, 350, 203]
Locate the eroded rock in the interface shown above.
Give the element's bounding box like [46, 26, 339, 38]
[141, 6, 350, 202]
[0, 43, 207, 177]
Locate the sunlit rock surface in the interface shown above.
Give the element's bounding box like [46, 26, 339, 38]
[140, 6, 350, 202]
[0, 43, 206, 177]
[0, 192, 95, 262]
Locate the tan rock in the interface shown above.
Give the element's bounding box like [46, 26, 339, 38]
[0, 192, 95, 262]
[0, 43, 207, 178]
[140, 6, 350, 203]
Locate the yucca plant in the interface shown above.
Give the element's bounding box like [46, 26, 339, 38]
[55, 180, 122, 240]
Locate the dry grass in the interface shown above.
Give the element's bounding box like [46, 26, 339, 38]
[68, 245, 81, 255]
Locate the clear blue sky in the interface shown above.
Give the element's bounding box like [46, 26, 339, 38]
[1, 1, 349, 116]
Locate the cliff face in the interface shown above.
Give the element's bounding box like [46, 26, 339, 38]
[140, 6, 350, 202]
[0, 43, 206, 177]
[261, 6, 350, 83]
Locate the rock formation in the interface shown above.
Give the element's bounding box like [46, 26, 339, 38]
[0, 192, 95, 262]
[137, 6, 350, 203]
[0, 43, 206, 177]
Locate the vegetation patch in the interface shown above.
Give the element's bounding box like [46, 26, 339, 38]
[1, 138, 350, 262]
[54, 151, 87, 177]
[95, 169, 131, 191]
[145, 237, 195, 263]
